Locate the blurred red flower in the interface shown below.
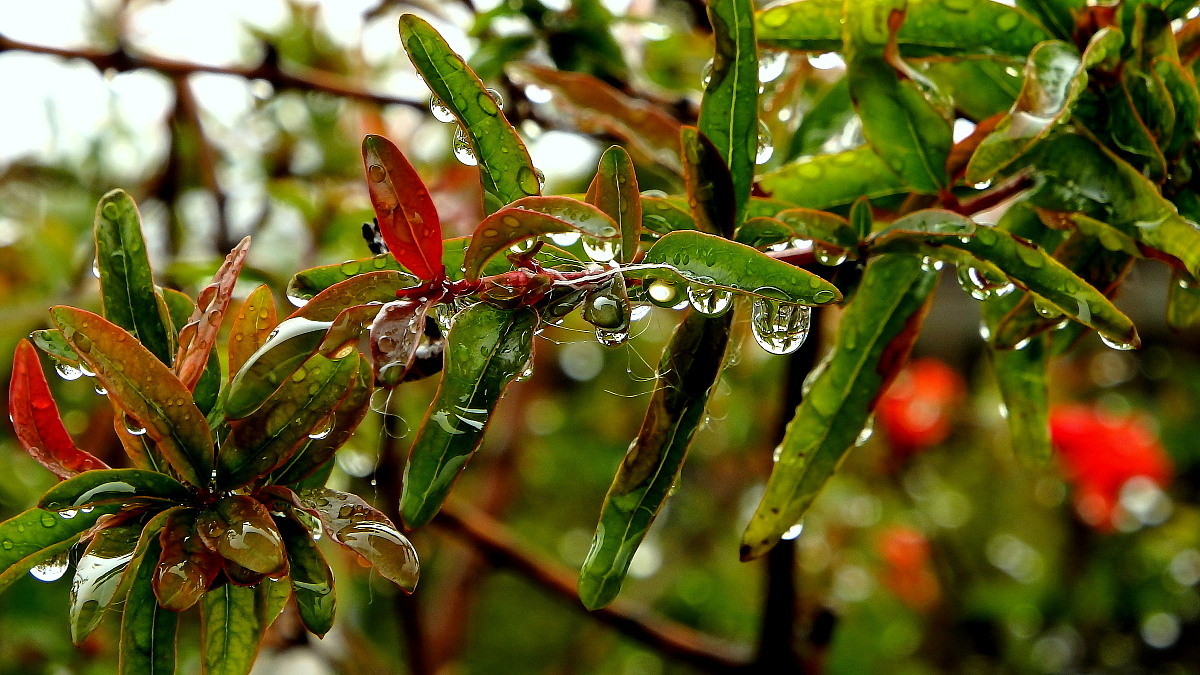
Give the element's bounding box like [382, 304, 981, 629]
[877, 358, 966, 461]
[1049, 404, 1172, 530]
[877, 526, 940, 612]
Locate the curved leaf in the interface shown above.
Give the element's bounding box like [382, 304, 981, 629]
[737, 209, 861, 258]
[741, 254, 937, 559]
[463, 199, 618, 280]
[681, 127, 736, 237]
[759, 146, 910, 209]
[224, 317, 331, 420]
[196, 496, 287, 576]
[362, 135, 444, 281]
[10, 339, 108, 478]
[154, 508, 222, 612]
[399, 13, 541, 213]
[31, 329, 81, 366]
[587, 146, 642, 263]
[298, 487, 419, 592]
[271, 354, 371, 486]
[0, 505, 118, 594]
[40, 469, 189, 511]
[174, 237, 250, 390]
[200, 583, 266, 675]
[289, 270, 409, 322]
[756, 0, 1050, 59]
[51, 307, 213, 487]
[400, 305, 537, 528]
[120, 534, 178, 675]
[228, 285, 277, 379]
[279, 518, 335, 637]
[70, 517, 144, 644]
[94, 189, 175, 365]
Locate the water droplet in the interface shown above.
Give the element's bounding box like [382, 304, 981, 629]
[1100, 334, 1137, 351]
[513, 357, 535, 382]
[750, 295, 811, 355]
[55, 363, 83, 381]
[756, 121, 775, 165]
[30, 551, 69, 582]
[957, 266, 991, 300]
[647, 279, 682, 307]
[758, 50, 788, 83]
[91, 258, 101, 279]
[630, 305, 651, 321]
[595, 328, 629, 347]
[700, 59, 713, 87]
[1, 540, 11, 550]
[582, 238, 617, 263]
[548, 232, 581, 247]
[59, 509, 78, 520]
[814, 242, 848, 266]
[122, 415, 146, 436]
[430, 97, 456, 123]
[1033, 298, 1062, 319]
[367, 164, 386, 183]
[93, 385, 107, 396]
[920, 256, 944, 272]
[782, 522, 804, 540]
[855, 419, 874, 446]
[101, 202, 120, 220]
[452, 126, 478, 166]
[687, 284, 733, 316]
[308, 415, 335, 440]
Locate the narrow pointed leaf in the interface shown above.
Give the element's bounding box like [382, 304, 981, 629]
[70, 518, 144, 644]
[756, 0, 1049, 58]
[1017, 0, 1084, 40]
[31, 329, 81, 365]
[986, 305, 1052, 462]
[94, 189, 175, 364]
[224, 316, 331, 420]
[400, 305, 537, 528]
[0, 505, 118, 594]
[586, 146, 642, 263]
[699, 0, 758, 225]
[154, 508, 222, 612]
[10, 339, 108, 478]
[174, 237, 250, 390]
[222, 352, 360, 487]
[579, 310, 731, 609]
[742, 254, 936, 559]
[299, 487, 419, 592]
[399, 13, 541, 213]
[120, 534, 178, 675]
[278, 519, 335, 637]
[39, 469, 189, 511]
[759, 146, 910, 209]
[463, 199, 618, 280]
[681, 127, 736, 237]
[272, 354, 371, 486]
[362, 135, 444, 280]
[196, 497, 286, 576]
[51, 307, 213, 486]
[228, 285, 277, 379]
[200, 583, 265, 675]
[289, 270, 410, 322]
[737, 208, 861, 256]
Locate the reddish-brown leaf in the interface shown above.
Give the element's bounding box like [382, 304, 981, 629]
[8, 340, 108, 479]
[227, 284, 277, 380]
[362, 134, 444, 281]
[174, 237, 251, 390]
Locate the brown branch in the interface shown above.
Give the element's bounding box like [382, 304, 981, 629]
[433, 500, 752, 673]
[0, 33, 424, 111]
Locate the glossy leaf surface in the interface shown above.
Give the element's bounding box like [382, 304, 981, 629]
[758, 146, 910, 209]
[586, 146, 642, 263]
[463, 198, 618, 280]
[279, 519, 335, 637]
[680, 127, 737, 237]
[70, 518, 144, 644]
[271, 354, 371, 485]
[227, 285, 277, 379]
[299, 487, 420, 592]
[0, 505, 118, 594]
[154, 508, 222, 612]
[40, 469, 189, 511]
[362, 134, 444, 280]
[200, 583, 266, 675]
[224, 316, 331, 420]
[120, 534, 178, 675]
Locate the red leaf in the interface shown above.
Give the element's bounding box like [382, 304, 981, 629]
[362, 134, 444, 281]
[8, 340, 109, 478]
[174, 236, 251, 390]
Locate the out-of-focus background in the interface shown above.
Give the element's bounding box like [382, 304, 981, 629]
[3, 1, 1200, 673]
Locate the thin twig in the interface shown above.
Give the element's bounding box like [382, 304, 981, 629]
[0, 33, 424, 111]
[434, 500, 752, 673]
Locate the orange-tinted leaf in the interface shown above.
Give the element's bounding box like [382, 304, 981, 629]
[362, 134, 444, 281]
[463, 198, 618, 281]
[196, 496, 287, 576]
[227, 284, 277, 380]
[9, 340, 108, 478]
[299, 487, 419, 592]
[586, 146, 642, 263]
[154, 508, 222, 612]
[174, 237, 251, 390]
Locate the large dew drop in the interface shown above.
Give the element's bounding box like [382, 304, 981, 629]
[750, 296, 812, 355]
[595, 327, 629, 347]
[55, 363, 84, 381]
[582, 238, 617, 263]
[756, 121, 774, 165]
[30, 551, 70, 582]
[430, 97, 455, 123]
[452, 127, 478, 166]
[687, 284, 733, 317]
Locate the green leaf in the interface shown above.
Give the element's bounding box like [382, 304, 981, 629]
[272, 355, 371, 486]
[1168, 274, 1200, 329]
[279, 519, 335, 637]
[844, 0, 951, 194]
[922, 60, 1022, 121]
[399, 13, 541, 213]
[70, 518, 145, 644]
[681, 127, 737, 237]
[400, 305, 537, 528]
[629, 230, 843, 306]
[699, 0, 758, 225]
[741, 254, 936, 559]
[586, 146, 642, 263]
[986, 315, 1052, 462]
[759, 146, 910, 209]
[785, 77, 853, 160]
[224, 316, 330, 420]
[463, 198, 619, 280]
[298, 488, 419, 592]
[757, 0, 1050, 59]
[641, 196, 697, 235]
[222, 352, 361, 488]
[579, 310, 731, 609]
[197, 496, 287, 575]
[200, 583, 266, 675]
[0, 505, 118, 594]
[869, 210, 1141, 348]
[31, 329, 81, 365]
[120, 534, 178, 675]
[39, 469, 190, 511]
[1016, 0, 1084, 41]
[94, 189, 175, 365]
[51, 307, 214, 486]
[737, 209, 861, 257]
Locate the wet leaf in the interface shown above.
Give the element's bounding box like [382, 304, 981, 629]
[298, 487, 419, 592]
[923, 60, 1022, 121]
[10, 339, 108, 478]
[681, 127, 737, 237]
[985, 298, 1052, 463]
[119, 532, 178, 675]
[228, 285, 277, 379]
[399, 13, 541, 213]
[30, 329, 81, 366]
[70, 518, 144, 644]
[586, 146, 642, 263]
[0, 505, 118, 594]
[871, 210, 1140, 348]
[224, 317, 331, 420]
[640, 195, 697, 234]
[699, 0, 758, 225]
[51, 307, 213, 487]
[278, 519, 335, 637]
[174, 237, 251, 390]
[1168, 275, 1200, 329]
[200, 583, 266, 675]
[741, 254, 936, 559]
[154, 508, 222, 612]
[93, 189, 175, 365]
[400, 305, 537, 529]
[785, 77, 853, 161]
[39, 469, 189, 511]
[289, 271, 410, 322]
[1017, 0, 1084, 40]
[579, 310, 731, 609]
[737, 209, 861, 256]
[369, 300, 430, 387]
[629, 230, 843, 306]
[512, 64, 682, 170]
[759, 146, 910, 209]
[756, 0, 1050, 59]
[222, 352, 361, 488]
[269, 356, 370, 486]
[463, 198, 618, 280]
[196, 496, 287, 576]
[361, 135, 444, 281]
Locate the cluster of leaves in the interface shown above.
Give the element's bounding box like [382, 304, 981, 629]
[2, 189, 418, 673]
